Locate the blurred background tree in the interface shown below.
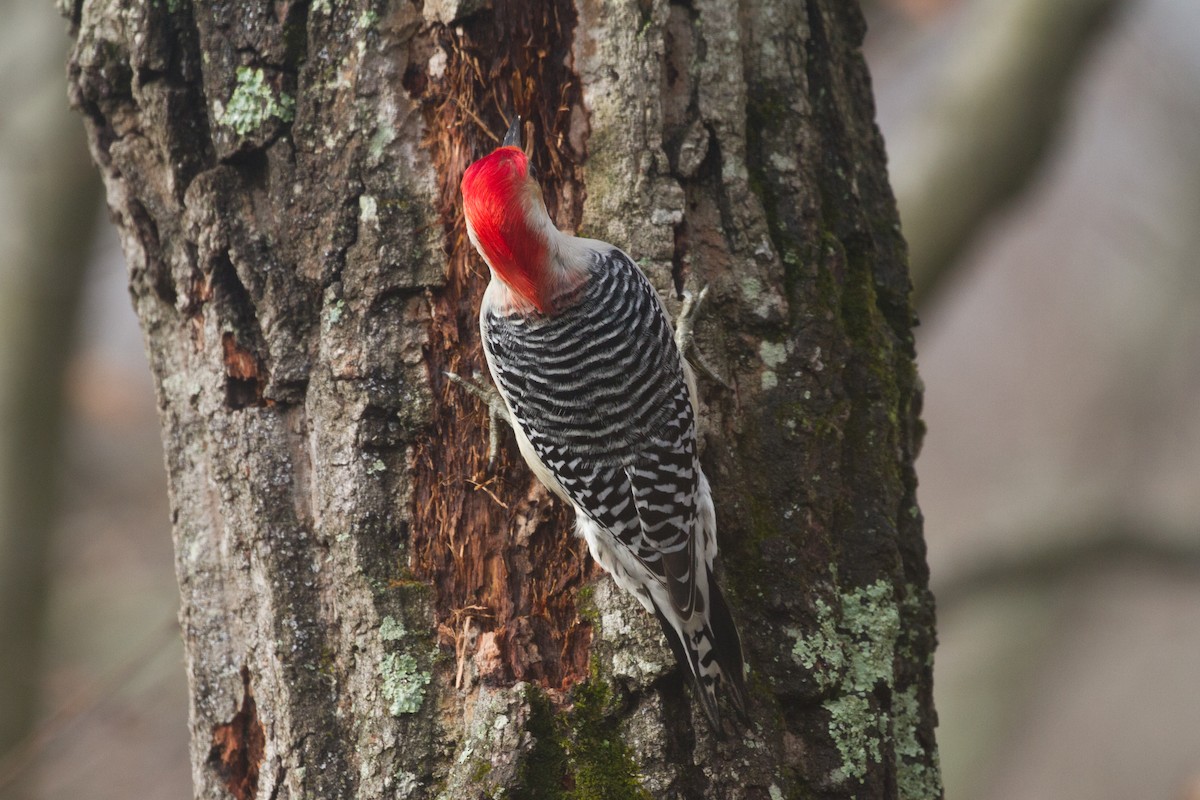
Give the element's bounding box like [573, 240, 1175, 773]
[0, 0, 101, 788]
[868, 0, 1200, 797]
[0, 1, 185, 798]
[3, 0, 1200, 797]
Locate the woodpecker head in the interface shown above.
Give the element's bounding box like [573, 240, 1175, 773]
[461, 117, 557, 312]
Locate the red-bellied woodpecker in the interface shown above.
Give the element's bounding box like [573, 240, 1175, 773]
[453, 117, 748, 731]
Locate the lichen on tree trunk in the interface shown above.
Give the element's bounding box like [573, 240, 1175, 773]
[65, 0, 941, 796]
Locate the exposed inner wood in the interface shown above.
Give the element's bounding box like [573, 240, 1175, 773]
[409, 0, 595, 691]
[207, 667, 265, 800]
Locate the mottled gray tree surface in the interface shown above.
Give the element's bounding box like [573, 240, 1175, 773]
[64, 0, 939, 796]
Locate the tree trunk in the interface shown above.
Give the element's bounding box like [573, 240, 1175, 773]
[65, 0, 940, 797]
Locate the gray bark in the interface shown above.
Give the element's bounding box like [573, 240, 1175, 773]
[65, 0, 940, 797]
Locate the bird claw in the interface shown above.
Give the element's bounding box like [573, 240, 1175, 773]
[445, 371, 512, 465]
[675, 286, 730, 389]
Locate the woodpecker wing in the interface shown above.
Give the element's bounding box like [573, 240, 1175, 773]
[481, 248, 700, 617]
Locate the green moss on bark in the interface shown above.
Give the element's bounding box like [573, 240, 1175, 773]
[566, 680, 651, 800]
[511, 681, 651, 800]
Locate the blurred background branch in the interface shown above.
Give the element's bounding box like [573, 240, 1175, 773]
[934, 521, 1200, 611]
[872, 0, 1200, 795]
[881, 0, 1121, 305]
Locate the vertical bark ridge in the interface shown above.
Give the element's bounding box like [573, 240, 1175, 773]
[734, 0, 941, 795]
[570, 0, 793, 795]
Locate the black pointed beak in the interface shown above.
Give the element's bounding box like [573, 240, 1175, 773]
[502, 115, 521, 148]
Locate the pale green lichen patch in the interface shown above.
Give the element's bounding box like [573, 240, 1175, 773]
[827, 694, 884, 783]
[788, 597, 844, 691]
[759, 340, 790, 390]
[219, 67, 296, 136]
[760, 340, 789, 368]
[892, 685, 942, 799]
[380, 615, 407, 641]
[841, 580, 900, 694]
[791, 580, 903, 784]
[742, 275, 765, 305]
[327, 298, 345, 326]
[380, 652, 430, 715]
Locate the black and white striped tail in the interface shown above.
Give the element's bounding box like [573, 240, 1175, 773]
[652, 569, 749, 732]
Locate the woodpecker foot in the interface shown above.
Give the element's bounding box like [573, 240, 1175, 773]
[445, 371, 512, 465]
[675, 286, 730, 389]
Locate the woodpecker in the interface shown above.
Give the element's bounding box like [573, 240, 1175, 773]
[456, 117, 748, 730]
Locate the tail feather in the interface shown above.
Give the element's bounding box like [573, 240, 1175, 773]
[650, 569, 749, 733]
[650, 603, 723, 732]
[707, 571, 749, 721]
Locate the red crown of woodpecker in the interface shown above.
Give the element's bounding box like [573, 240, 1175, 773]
[461, 144, 551, 311]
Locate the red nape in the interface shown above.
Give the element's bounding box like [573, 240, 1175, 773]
[461, 146, 551, 312]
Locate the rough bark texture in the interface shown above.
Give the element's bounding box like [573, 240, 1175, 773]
[65, 0, 940, 797]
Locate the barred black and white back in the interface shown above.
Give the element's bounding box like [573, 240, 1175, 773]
[480, 246, 748, 730]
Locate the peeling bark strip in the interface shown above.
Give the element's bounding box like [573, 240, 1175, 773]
[207, 668, 265, 800]
[409, 0, 594, 690]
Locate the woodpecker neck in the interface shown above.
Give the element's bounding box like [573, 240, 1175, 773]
[466, 200, 557, 313]
[463, 146, 592, 314]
